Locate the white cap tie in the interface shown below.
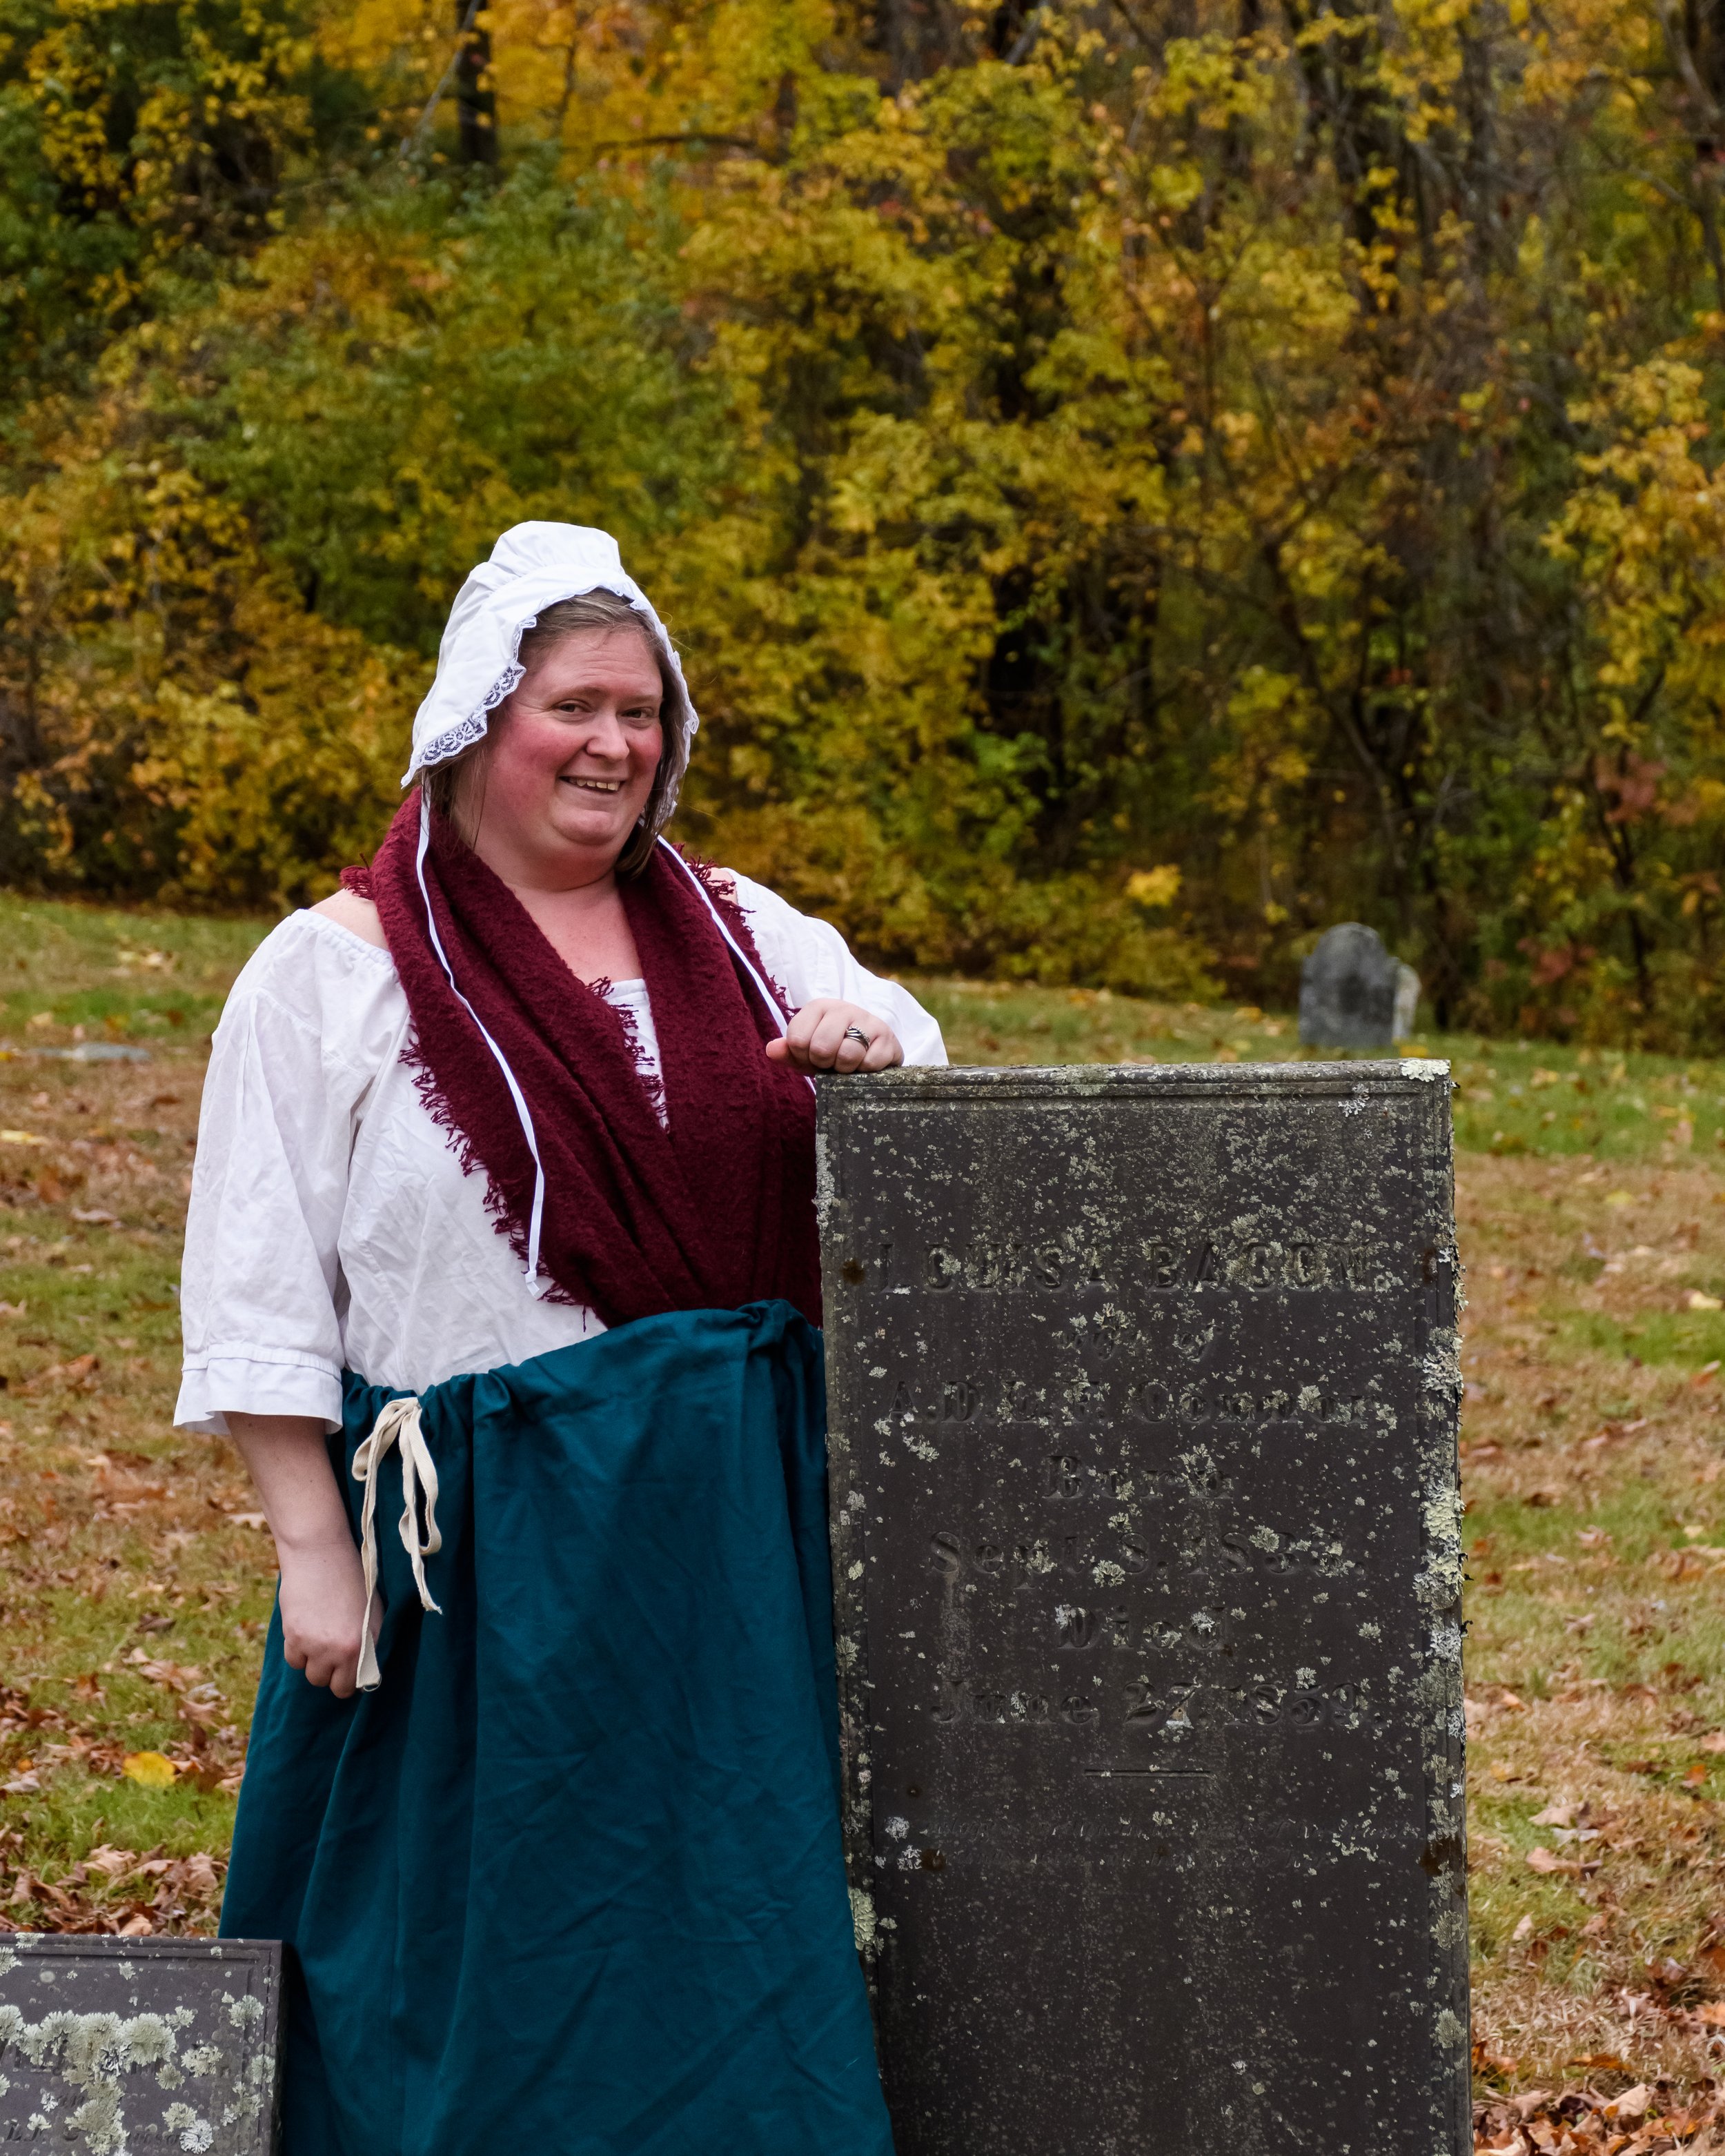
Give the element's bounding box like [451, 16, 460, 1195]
[657, 840, 816, 1098]
[416, 791, 549, 1295]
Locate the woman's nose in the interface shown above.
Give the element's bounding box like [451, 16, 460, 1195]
[571, 711, 631, 762]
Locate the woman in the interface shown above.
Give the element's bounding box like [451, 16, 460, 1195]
[177, 522, 943, 2155]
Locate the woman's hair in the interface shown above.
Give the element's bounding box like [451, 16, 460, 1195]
[422, 588, 691, 879]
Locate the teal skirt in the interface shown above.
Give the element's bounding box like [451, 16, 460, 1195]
[221, 1302, 892, 2156]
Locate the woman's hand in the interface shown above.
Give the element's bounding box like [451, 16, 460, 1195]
[226, 1412, 378, 1699]
[277, 1534, 375, 1699]
[766, 998, 904, 1074]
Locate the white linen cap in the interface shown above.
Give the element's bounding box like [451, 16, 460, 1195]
[404, 522, 698, 787]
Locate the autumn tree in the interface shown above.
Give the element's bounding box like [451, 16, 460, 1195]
[1, 0, 1723, 1044]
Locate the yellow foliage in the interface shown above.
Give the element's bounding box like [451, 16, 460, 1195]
[2, 0, 1724, 1034]
[1, 395, 414, 906]
[1126, 866, 1181, 909]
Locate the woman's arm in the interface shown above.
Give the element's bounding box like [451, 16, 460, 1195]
[177, 918, 394, 1439]
[227, 1414, 372, 1699]
[177, 918, 400, 1695]
[723, 874, 947, 1069]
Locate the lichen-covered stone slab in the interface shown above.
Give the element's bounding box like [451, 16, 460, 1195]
[0, 1935, 281, 2153]
[818, 1061, 1466, 2156]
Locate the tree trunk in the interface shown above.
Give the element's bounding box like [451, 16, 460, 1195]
[455, 0, 497, 166]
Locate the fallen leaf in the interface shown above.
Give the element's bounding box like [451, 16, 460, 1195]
[1526, 1846, 1579, 1875]
[1702, 1733, 1725, 1753]
[122, 1653, 204, 1692]
[1532, 1803, 1575, 1827]
[1658, 2112, 1704, 2141]
[23, 1353, 99, 1395]
[0, 1131, 47, 1147]
[117, 1914, 152, 1937]
[1692, 2002, 1725, 2027]
[99, 1470, 167, 1503]
[1513, 1914, 1535, 1940]
[120, 1751, 178, 1788]
[1684, 1762, 1710, 1786]
[1568, 2053, 1629, 2070]
[1605, 2084, 1653, 2122]
[82, 1846, 137, 1879]
[69, 1207, 117, 1225]
[1688, 1291, 1724, 1312]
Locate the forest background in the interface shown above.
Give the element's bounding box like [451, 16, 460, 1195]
[1, 0, 1724, 1045]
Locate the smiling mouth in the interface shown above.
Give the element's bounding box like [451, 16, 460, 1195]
[560, 776, 624, 795]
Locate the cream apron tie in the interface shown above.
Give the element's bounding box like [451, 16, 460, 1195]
[351, 1394, 443, 1693]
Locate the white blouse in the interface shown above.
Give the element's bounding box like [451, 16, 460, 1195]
[175, 877, 946, 1435]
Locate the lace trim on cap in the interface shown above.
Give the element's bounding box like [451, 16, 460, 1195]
[406, 588, 697, 787]
[409, 660, 526, 778]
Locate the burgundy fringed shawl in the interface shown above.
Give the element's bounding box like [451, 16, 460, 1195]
[345, 795, 821, 1329]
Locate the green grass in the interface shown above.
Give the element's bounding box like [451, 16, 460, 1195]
[1555, 1307, 1725, 1370]
[0, 897, 267, 1045]
[8, 893, 1721, 1174]
[918, 979, 1725, 1165]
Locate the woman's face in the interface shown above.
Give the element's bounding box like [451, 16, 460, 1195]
[468, 626, 664, 888]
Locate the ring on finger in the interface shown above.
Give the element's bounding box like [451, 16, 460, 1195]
[842, 1024, 874, 1047]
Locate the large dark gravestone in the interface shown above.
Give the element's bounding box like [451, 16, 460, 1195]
[818, 1061, 1466, 2156]
[0, 1935, 282, 2153]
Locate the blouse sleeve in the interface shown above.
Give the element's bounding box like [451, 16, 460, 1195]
[727, 876, 948, 1068]
[175, 914, 399, 1436]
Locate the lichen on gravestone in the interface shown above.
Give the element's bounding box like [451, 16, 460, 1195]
[0, 1938, 280, 2154]
[818, 1061, 1467, 2156]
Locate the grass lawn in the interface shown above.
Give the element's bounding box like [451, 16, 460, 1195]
[6, 898, 1725, 2130]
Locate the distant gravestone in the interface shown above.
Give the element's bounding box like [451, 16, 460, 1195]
[819, 1061, 1466, 2156]
[1299, 923, 1419, 1048]
[0, 1935, 282, 2153]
